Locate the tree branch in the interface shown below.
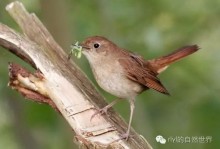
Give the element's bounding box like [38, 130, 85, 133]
[0, 1, 152, 148]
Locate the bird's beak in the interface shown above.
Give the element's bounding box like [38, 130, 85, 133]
[79, 43, 90, 50]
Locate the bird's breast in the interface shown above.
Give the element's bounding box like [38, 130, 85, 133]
[90, 59, 144, 99]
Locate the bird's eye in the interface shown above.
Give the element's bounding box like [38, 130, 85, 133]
[94, 43, 100, 48]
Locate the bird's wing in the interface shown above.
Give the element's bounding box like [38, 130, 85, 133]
[118, 51, 169, 95]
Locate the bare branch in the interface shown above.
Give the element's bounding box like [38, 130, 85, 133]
[8, 62, 57, 110]
[0, 1, 152, 148]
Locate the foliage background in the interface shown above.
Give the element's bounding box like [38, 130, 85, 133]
[0, 0, 220, 148]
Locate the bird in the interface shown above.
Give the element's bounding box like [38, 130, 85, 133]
[79, 36, 199, 140]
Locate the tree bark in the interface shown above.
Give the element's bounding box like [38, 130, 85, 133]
[0, 1, 152, 149]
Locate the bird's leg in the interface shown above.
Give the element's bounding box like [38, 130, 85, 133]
[90, 98, 120, 121]
[119, 98, 135, 141]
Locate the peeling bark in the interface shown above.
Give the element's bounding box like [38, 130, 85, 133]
[0, 1, 152, 149]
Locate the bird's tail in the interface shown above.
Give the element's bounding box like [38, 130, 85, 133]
[148, 45, 199, 74]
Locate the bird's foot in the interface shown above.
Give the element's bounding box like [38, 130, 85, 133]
[90, 99, 119, 121]
[90, 106, 110, 121]
[119, 132, 130, 141]
[113, 132, 134, 142]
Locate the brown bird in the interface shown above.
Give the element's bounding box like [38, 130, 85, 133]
[80, 36, 199, 140]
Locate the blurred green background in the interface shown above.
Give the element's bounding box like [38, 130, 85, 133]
[0, 0, 219, 148]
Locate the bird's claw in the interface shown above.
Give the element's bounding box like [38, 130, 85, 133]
[119, 132, 134, 141]
[90, 106, 109, 121]
[112, 132, 134, 143]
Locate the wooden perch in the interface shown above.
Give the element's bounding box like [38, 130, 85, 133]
[8, 62, 58, 110]
[0, 1, 152, 149]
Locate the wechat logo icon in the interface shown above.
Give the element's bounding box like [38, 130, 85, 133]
[156, 135, 166, 144]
